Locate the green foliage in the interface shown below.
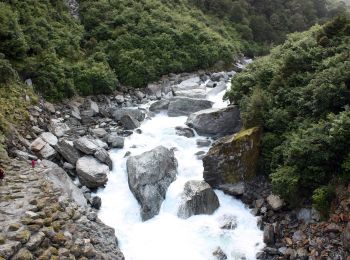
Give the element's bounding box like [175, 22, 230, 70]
[226, 16, 350, 206]
[79, 0, 241, 87]
[312, 186, 335, 218]
[189, 0, 341, 54]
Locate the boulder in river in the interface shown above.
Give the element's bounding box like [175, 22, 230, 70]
[168, 97, 213, 117]
[105, 133, 124, 148]
[121, 114, 140, 130]
[94, 148, 113, 170]
[175, 126, 195, 138]
[178, 180, 220, 219]
[149, 100, 170, 112]
[76, 156, 109, 189]
[112, 108, 145, 122]
[126, 146, 178, 221]
[203, 127, 261, 187]
[186, 106, 242, 137]
[174, 89, 206, 99]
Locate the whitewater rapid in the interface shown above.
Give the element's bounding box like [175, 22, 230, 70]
[97, 76, 264, 260]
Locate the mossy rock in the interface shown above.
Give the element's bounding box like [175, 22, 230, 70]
[12, 248, 33, 260]
[8, 223, 21, 231]
[0, 233, 6, 244]
[15, 230, 31, 244]
[203, 127, 261, 186]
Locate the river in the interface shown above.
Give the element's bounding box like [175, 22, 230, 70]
[97, 74, 264, 260]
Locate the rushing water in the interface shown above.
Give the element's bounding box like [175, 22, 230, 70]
[97, 75, 264, 260]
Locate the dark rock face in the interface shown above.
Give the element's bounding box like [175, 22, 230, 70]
[177, 180, 220, 219]
[186, 106, 242, 137]
[167, 97, 213, 117]
[203, 127, 261, 187]
[126, 146, 178, 221]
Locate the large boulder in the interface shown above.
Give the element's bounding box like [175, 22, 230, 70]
[48, 119, 70, 137]
[74, 136, 99, 155]
[105, 133, 124, 148]
[55, 139, 81, 165]
[121, 114, 140, 130]
[112, 108, 145, 122]
[177, 180, 220, 219]
[207, 82, 227, 96]
[167, 97, 213, 117]
[174, 89, 206, 99]
[42, 160, 87, 207]
[94, 148, 113, 170]
[172, 76, 201, 92]
[40, 132, 58, 147]
[186, 106, 242, 137]
[126, 146, 178, 221]
[76, 156, 109, 189]
[39, 144, 57, 160]
[203, 127, 261, 187]
[149, 100, 170, 112]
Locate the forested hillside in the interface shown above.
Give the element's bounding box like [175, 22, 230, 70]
[0, 0, 342, 102]
[226, 16, 350, 216]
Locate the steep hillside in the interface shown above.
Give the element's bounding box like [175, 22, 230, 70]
[226, 16, 350, 215]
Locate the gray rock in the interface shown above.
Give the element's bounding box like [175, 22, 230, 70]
[127, 146, 178, 221]
[206, 80, 216, 88]
[149, 100, 170, 112]
[174, 89, 206, 99]
[91, 128, 107, 138]
[218, 182, 245, 196]
[48, 119, 70, 137]
[115, 95, 125, 104]
[74, 136, 99, 155]
[112, 108, 145, 122]
[42, 160, 87, 207]
[135, 90, 145, 100]
[94, 148, 113, 170]
[292, 230, 305, 242]
[173, 76, 201, 92]
[196, 139, 211, 147]
[210, 72, 228, 82]
[0, 241, 21, 259]
[177, 180, 220, 219]
[44, 101, 55, 113]
[121, 115, 140, 130]
[90, 196, 102, 210]
[76, 156, 109, 188]
[13, 150, 37, 161]
[263, 224, 275, 245]
[26, 231, 45, 250]
[39, 143, 57, 159]
[30, 137, 46, 152]
[175, 126, 195, 138]
[106, 133, 124, 148]
[218, 215, 237, 230]
[267, 194, 284, 211]
[63, 162, 75, 170]
[32, 126, 44, 134]
[207, 81, 227, 96]
[91, 138, 109, 150]
[168, 97, 213, 117]
[89, 100, 99, 115]
[186, 106, 241, 137]
[40, 132, 58, 146]
[212, 247, 227, 260]
[55, 139, 81, 165]
[70, 105, 81, 120]
[297, 208, 312, 223]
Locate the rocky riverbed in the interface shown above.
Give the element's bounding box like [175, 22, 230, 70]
[1, 59, 350, 259]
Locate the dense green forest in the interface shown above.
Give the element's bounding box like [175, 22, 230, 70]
[226, 16, 350, 215]
[0, 0, 344, 101]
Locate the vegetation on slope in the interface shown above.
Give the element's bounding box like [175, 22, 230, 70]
[226, 16, 350, 215]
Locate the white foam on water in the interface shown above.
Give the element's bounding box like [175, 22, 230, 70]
[97, 79, 264, 260]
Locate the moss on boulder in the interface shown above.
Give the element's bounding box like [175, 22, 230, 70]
[203, 127, 261, 187]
